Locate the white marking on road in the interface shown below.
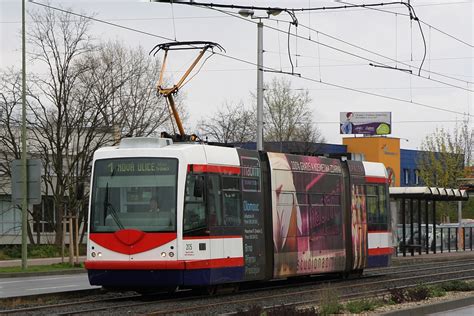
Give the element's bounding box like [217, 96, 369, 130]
[26, 285, 78, 291]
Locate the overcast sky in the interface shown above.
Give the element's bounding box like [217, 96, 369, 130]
[1, 0, 472, 149]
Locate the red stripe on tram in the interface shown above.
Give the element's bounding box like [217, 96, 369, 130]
[189, 164, 240, 175]
[368, 247, 394, 256]
[365, 176, 388, 184]
[85, 257, 244, 270]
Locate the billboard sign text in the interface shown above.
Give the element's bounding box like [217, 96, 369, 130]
[340, 112, 391, 135]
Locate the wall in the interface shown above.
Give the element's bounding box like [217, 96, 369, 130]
[343, 137, 400, 186]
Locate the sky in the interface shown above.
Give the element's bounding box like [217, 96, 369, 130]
[1, 0, 473, 149]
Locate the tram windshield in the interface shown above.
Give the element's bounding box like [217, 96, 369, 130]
[90, 158, 178, 233]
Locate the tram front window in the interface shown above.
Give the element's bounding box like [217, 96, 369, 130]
[90, 158, 178, 233]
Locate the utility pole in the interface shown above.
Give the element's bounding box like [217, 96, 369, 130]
[256, 21, 264, 151]
[21, 0, 28, 270]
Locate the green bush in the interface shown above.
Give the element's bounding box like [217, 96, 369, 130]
[318, 286, 343, 316]
[0, 244, 78, 259]
[29, 245, 62, 258]
[406, 285, 430, 301]
[345, 299, 380, 313]
[0, 245, 22, 259]
[440, 280, 474, 292]
[428, 285, 446, 298]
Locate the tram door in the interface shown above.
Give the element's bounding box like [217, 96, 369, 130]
[183, 173, 212, 285]
[207, 174, 245, 283]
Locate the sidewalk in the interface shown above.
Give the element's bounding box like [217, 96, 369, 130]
[0, 256, 86, 268]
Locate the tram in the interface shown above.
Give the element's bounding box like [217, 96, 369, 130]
[85, 41, 392, 290]
[85, 137, 393, 289]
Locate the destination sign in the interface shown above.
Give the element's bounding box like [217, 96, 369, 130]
[94, 158, 177, 176]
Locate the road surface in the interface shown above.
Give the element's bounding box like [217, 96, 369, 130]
[0, 273, 98, 298]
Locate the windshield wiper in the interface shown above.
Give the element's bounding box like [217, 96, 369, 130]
[104, 183, 125, 230]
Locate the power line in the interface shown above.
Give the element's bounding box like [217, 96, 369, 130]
[297, 73, 472, 117]
[182, 1, 429, 76]
[265, 51, 474, 79]
[211, 7, 473, 92]
[265, 48, 474, 84]
[337, 0, 473, 48]
[29, 1, 473, 118]
[30, 1, 174, 42]
[0, 15, 230, 24]
[294, 23, 474, 85]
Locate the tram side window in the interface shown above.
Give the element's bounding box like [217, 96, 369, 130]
[183, 174, 207, 235]
[207, 174, 222, 226]
[222, 176, 242, 226]
[366, 185, 378, 224]
[366, 184, 388, 230]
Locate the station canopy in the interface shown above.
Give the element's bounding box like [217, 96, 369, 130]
[389, 187, 469, 201]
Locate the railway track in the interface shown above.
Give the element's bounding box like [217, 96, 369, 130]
[2, 260, 474, 315]
[143, 271, 474, 315]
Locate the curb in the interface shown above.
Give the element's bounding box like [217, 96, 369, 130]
[381, 295, 474, 315]
[0, 268, 86, 278]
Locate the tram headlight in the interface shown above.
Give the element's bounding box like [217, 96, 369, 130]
[161, 252, 167, 257]
[169, 252, 174, 257]
[97, 252, 102, 257]
[91, 252, 96, 258]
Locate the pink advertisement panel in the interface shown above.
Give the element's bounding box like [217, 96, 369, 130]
[269, 153, 346, 277]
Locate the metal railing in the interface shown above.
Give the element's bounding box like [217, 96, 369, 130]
[396, 226, 474, 255]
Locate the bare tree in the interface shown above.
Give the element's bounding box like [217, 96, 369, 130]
[0, 4, 185, 245]
[263, 78, 323, 145]
[76, 41, 185, 140]
[198, 101, 255, 143]
[0, 70, 42, 244]
[25, 4, 95, 244]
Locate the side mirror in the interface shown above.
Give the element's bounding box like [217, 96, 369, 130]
[193, 176, 204, 198]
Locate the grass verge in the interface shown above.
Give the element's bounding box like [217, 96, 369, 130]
[0, 262, 84, 274]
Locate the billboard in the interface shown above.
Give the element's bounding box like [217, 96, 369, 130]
[340, 112, 391, 135]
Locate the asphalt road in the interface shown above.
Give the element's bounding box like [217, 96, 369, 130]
[0, 273, 99, 298]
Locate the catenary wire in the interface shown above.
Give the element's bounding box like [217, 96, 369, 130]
[293, 23, 474, 85]
[25, 1, 473, 86]
[29, 1, 473, 118]
[337, 0, 473, 48]
[264, 47, 474, 84]
[184, 1, 428, 76]
[210, 7, 473, 92]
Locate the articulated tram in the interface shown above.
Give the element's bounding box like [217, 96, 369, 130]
[85, 137, 393, 289]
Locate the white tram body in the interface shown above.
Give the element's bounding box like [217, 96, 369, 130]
[86, 138, 392, 288]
